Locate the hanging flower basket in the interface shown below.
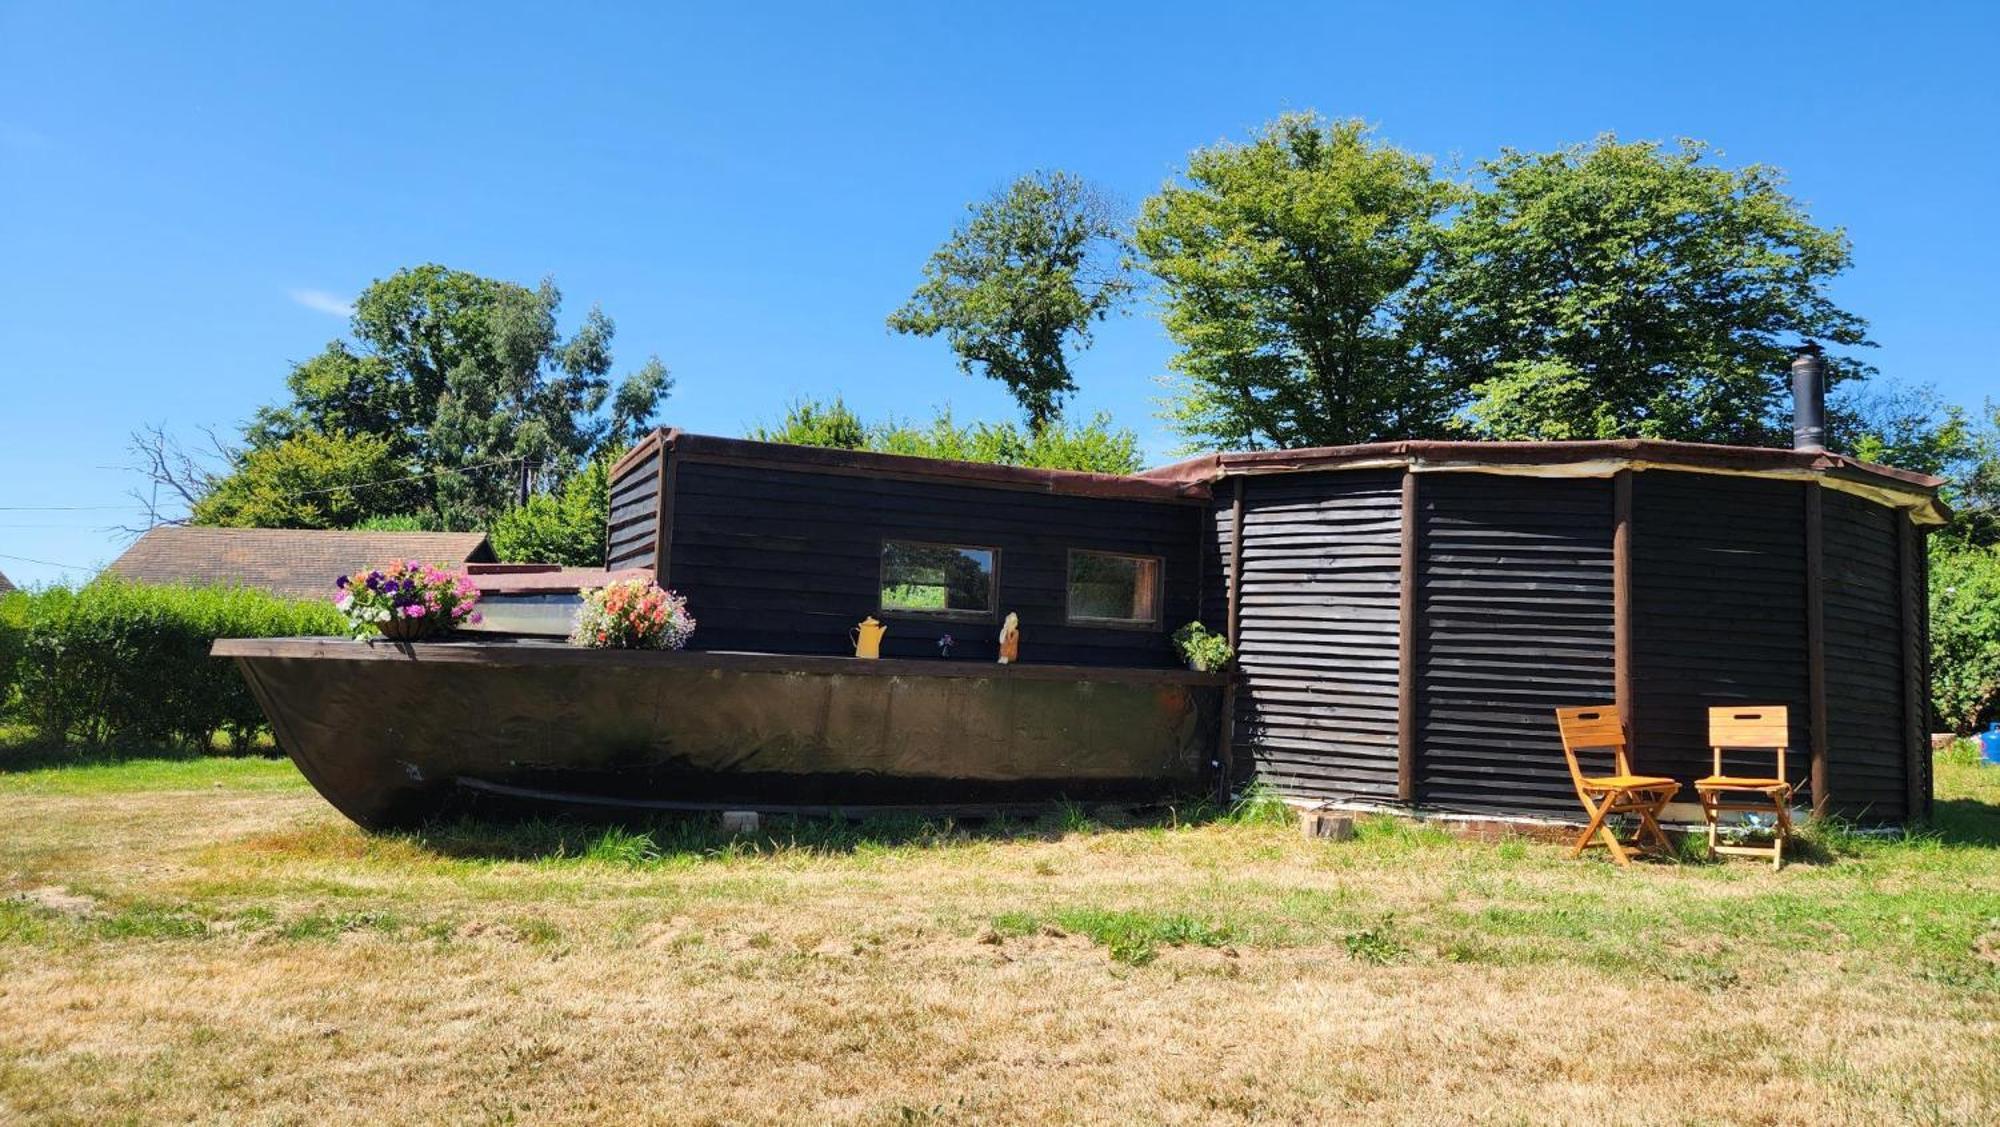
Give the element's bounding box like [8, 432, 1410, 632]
[374, 614, 439, 642]
[334, 561, 482, 642]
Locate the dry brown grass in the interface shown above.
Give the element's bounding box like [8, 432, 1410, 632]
[2, 756, 1997, 1125]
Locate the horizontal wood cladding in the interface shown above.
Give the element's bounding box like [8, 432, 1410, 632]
[1229, 472, 1403, 802]
[1821, 489, 1909, 822]
[665, 460, 1201, 666]
[606, 442, 664, 572]
[1631, 472, 1811, 799]
[1415, 474, 1617, 816]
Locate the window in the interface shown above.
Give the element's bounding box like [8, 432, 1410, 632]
[880, 541, 997, 619]
[1066, 550, 1162, 628]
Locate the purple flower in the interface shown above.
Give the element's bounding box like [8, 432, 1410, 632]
[336, 575, 350, 590]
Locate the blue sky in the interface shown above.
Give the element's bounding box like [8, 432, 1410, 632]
[2, 2, 1996, 587]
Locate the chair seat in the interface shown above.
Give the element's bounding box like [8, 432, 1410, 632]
[1583, 774, 1677, 791]
[1695, 775, 1789, 791]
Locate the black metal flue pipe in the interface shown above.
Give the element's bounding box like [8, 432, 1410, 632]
[1791, 342, 1828, 452]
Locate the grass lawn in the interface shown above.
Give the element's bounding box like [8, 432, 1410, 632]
[2, 748, 1996, 1124]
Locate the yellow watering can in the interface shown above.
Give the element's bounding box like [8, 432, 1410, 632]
[851, 616, 886, 659]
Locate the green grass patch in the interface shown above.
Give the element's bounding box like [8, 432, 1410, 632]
[0, 755, 305, 796]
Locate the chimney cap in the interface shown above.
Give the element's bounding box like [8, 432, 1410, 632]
[1791, 340, 1824, 359]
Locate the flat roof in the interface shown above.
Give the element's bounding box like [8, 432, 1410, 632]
[616, 429, 1949, 524]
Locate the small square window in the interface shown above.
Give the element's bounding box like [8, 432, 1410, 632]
[1067, 550, 1162, 628]
[881, 541, 997, 620]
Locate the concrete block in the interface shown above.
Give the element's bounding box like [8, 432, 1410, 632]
[720, 811, 761, 834]
[1301, 810, 1354, 841]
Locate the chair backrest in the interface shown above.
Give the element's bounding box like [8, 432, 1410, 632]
[1707, 705, 1789, 780]
[1554, 705, 1630, 793]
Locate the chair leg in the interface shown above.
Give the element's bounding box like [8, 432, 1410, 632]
[1599, 819, 1632, 867]
[1572, 796, 1612, 860]
[1702, 793, 1719, 861]
[1638, 808, 1672, 855]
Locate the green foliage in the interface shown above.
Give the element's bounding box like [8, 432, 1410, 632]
[1930, 544, 2000, 732]
[191, 431, 415, 529]
[239, 264, 671, 528]
[1135, 114, 1464, 451]
[352, 512, 443, 532]
[889, 171, 1133, 429]
[5, 580, 344, 752]
[1445, 137, 1869, 444]
[1172, 621, 1234, 672]
[1045, 907, 1236, 966]
[749, 401, 1142, 475]
[1224, 780, 1295, 827]
[0, 592, 26, 714]
[746, 397, 869, 450]
[1836, 387, 2000, 547]
[489, 448, 619, 567]
[1342, 914, 1410, 965]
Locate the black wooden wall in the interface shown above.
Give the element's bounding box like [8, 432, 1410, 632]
[1630, 472, 1812, 798]
[1227, 471, 1403, 802]
[662, 460, 1203, 666]
[606, 439, 664, 573]
[1822, 488, 1910, 822]
[1413, 474, 1618, 816]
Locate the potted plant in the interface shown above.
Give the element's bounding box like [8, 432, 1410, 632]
[570, 578, 696, 649]
[1173, 621, 1234, 673]
[335, 562, 482, 641]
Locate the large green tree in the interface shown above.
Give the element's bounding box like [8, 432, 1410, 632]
[190, 431, 417, 529]
[1442, 137, 1871, 444]
[1135, 114, 1464, 450]
[889, 171, 1132, 429]
[242, 264, 670, 528]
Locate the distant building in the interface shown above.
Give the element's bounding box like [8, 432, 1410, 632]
[104, 527, 496, 601]
[0, 568, 14, 594]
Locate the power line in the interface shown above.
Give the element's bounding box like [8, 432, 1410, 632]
[0, 551, 94, 572]
[0, 455, 529, 515]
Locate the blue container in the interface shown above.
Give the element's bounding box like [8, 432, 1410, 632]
[1983, 722, 2000, 767]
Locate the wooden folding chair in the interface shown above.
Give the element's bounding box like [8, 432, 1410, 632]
[1695, 705, 1798, 869]
[1554, 705, 1678, 866]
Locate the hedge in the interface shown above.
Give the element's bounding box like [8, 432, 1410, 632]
[1931, 544, 2000, 733]
[2, 579, 344, 751]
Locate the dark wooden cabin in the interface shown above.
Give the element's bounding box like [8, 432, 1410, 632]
[608, 428, 1946, 827]
[607, 431, 1209, 667]
[1148, 440, 1946, 826]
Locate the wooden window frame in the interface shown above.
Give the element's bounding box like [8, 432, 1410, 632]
[1064, 548, 1166, 630]
[878, 539, 1001, 623]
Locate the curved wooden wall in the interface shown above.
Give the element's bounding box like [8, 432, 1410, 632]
[1227, 471, 1404, 802]
[1413, 474, 1618, 816]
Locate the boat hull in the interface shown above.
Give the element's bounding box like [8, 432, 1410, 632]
[215, 639, 1225, 829]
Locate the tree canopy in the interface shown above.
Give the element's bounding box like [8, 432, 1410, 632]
[889, 171, 1132, 429]
[749, 399, 1141, 475]
[489, 448, 620, 567]
[1135, 115, 1464, 451]
[234, 264, 669, 529]
[1441, 138, 1870, 444]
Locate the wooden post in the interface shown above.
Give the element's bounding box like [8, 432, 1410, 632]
[1397, 470, 1419, 804]
[653, 439, 678, 583]
[1226, 477, 1246, 649]
[1218, 477, 1246, 801]
[1899, 518, 1928, 823]
[1804, 482, 1829, 818]
[1613, 470, 1634, 756]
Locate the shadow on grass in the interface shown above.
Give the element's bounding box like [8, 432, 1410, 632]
[0, 732, 280, 774]
[1926, 798, 2000, 847]
[400, 795, 1244, 864]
